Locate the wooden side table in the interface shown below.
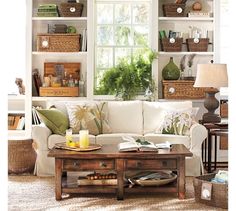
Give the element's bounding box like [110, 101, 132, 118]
[201, 122, 228, 173]
[8, 139, 37, 174]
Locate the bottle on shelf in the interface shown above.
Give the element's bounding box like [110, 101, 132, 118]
[79, 74, 85, 97]
[68, 74, 75, 87]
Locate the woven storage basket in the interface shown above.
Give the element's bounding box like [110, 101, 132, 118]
[8, 139, 37, 174]
[193, 173, 228, 209]
[186, 38, 209, 52]
[162, 80, 206, 99]
[162, 3, 185, 17]
[37, 33, 80, 52]
[59, 3, 83, 17]
[160, 38, 183, 52]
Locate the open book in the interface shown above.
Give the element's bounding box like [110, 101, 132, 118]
[119, 136, 158, 152]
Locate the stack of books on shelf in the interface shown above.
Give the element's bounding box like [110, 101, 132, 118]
[8, 114, 25, 130]
[37, 4, 59, 17]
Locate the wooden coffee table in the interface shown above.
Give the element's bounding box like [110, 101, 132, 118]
[48, 144, 192, 200]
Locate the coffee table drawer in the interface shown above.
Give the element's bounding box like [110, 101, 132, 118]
[63, 159, 115, 171]
[125, 159, 177, 170]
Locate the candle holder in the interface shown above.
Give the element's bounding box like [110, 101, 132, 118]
[79, 130, 89, 148]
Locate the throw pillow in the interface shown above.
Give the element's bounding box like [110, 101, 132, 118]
[156, 109, 195, 136]
[36, 108, 69, 135]
[65, 102, 112, 135]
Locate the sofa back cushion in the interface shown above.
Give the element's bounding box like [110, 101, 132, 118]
[107, 101, 143, 134]
[143, 101, 193, 134]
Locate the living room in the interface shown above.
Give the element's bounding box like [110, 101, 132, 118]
[1, 0, 235, 210]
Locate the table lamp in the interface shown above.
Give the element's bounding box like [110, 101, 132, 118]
[194, 63, 228, 123]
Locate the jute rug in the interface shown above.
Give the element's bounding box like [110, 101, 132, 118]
[8, 176, 226, 211]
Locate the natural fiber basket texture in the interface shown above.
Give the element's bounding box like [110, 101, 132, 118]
[8, 139, 36, 174]
[59, 3, 83, 17]
[186, 38, 209, 52]
[37, 34, 80, 52]
[160, 38, 183, 52]
[162, 80, 206, 99]
[162, 3, 185, 17]
[193, 173, 228, 209]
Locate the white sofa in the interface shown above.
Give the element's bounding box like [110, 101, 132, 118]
[32, 100, 207, 177]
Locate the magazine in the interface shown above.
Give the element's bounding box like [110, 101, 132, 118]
[118, 136, 158, 152]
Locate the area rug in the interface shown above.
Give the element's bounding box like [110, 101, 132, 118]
[8, 176, 226, 211]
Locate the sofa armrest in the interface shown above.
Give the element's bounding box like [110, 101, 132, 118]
[32, 123, 52, 151]
[189, 123, 207, 157]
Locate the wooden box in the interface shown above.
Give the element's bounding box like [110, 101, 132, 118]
[59, 3, 83, 17]
[37, 33, 80, 52]
[162, 80, 207, 99]
[162, 3, 185, 17]
[39, 87, 79, 97]
[44, 62, 80, 79]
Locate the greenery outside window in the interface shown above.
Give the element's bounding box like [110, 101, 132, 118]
[94, 0, 151, 96]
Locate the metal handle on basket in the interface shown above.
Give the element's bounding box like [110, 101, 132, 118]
[177, 7, 183, 14]
[70, 7, 76, 12]
[168, 87, 175, 94]
[73, 161, 79, 167]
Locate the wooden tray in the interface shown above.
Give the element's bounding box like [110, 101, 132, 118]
[55, 142, 102, 152]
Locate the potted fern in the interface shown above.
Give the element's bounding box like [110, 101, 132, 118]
[95, 48, 158, 101]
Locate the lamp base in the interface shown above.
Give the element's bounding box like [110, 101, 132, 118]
[203, 88, 221, 123]
[202, 113, 221, 123]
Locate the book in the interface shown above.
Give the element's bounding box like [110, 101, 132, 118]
[155, 141, 172, 149]
[118, 136, 158, 152]
[16, 116, 25, 130]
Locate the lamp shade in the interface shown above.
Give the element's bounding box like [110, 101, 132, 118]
[194, 64, 228, 88]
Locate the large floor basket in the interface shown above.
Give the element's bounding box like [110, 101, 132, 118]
[193, 173, 228, 209]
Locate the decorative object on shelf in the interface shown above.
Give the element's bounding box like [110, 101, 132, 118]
[59, 2, 83, 17]
[192, 1, 202, 11]
[32, 68, 42, 96]
[95, 49, 157, 100]
[79, 74, 85, 97]
[162, 80, 207, 99]
[186, 53, 196, 80]
[162, 3, 185, 17]
[194, 62, 228, 123]
[162, 57, 180, 80]
[15, 78, 25, 95]
[179, 55, 186, 80]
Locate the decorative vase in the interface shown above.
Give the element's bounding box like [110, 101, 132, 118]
[162, 57, 180, 80]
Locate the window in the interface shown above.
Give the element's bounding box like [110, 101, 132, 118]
[94, 0, 151, 93]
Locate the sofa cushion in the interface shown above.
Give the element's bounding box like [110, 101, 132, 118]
[107, 101, 143, 134]
[48, 134, 96, 149]
[144, 133, 190, 149]
[66, 101, 111, 135]
[157, 109, 195, 136]
[96, 133, 143, 146]
[143, 101, 193, 134]
[36, 108, 69, 135]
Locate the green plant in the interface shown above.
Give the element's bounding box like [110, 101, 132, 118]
[95, 48, 157, 100]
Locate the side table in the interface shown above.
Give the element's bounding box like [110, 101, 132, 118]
[201, 122, 228, 173]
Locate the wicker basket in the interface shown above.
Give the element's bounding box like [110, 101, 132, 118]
[193, 173, 228, 209]
[160, 38, 183, 52]
[37, 33, 80, 52]
[162, 80, 206, 99]
[186, 38, 209, 52]
[162, 3, 185, 17]
[8, 139, 37, 174]
[59, 3, 83, 17]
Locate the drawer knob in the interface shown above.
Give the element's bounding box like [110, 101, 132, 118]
[162, 161, 167, 167]
[136, 161, 142, 168]
[100, 162, 107, 168]
[73, 161, 79, 167]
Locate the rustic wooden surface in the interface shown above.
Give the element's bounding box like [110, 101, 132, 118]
[48, 144, 192, 201]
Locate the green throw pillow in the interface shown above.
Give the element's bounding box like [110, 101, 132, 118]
[36, 108, 69, 135]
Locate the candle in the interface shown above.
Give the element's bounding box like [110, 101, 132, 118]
[79, 130, 89, 148]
